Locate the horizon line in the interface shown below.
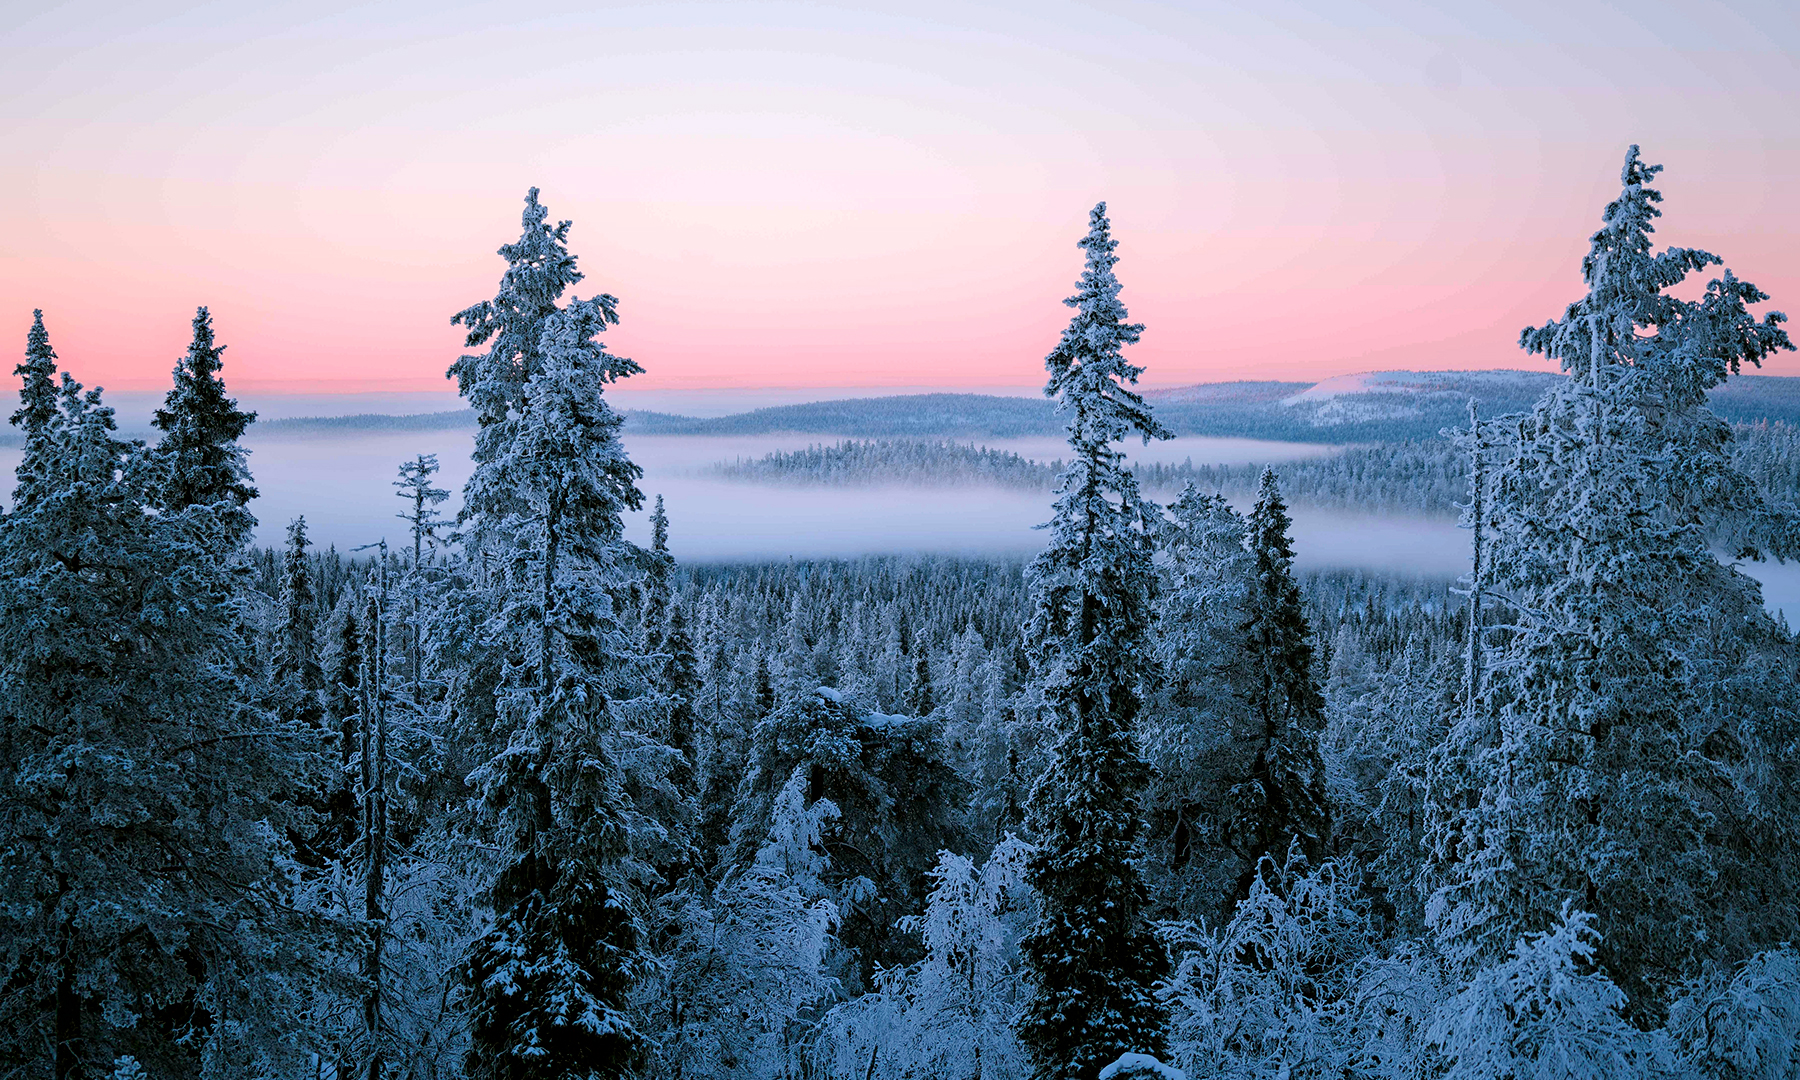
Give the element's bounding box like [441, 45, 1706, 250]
[87, 367, 1576, 396]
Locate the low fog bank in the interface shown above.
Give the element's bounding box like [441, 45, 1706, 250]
[0, 434, 1464, 575]
[233, 431, 1345, 552]
[3, 431, 1792, 621]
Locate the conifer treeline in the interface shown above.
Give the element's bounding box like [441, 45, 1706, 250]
[4, 150, 1800, 1080]
[715, 426, 1800, 521]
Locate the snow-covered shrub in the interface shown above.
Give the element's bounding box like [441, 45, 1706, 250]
[1666, 946, 1800, 1080]
[645, 767, 841, 1080]
[1429, 904, 1652, 1080]
[817, 835, 1036, 1080]
[1161, 855, 1393, 1078]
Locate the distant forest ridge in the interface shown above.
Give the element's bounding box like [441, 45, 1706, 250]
[710, 424, 1800, 530]
[168, 369, 1800, 444]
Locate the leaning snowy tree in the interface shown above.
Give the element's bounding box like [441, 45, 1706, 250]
[458, 271, 653, 1075]
[1016, 202, 1172, 1078]
[1426, 146, 1799, 1022]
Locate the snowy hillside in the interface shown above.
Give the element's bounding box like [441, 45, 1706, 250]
[130, 369, 1800, 447]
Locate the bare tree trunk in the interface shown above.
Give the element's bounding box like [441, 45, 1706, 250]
[1464, 401, 1486, 724]
[55, 902, 81, 1080]
[360, 553, 390, 1080]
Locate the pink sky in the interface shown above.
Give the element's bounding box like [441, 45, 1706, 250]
[3, 0, 1797, 393]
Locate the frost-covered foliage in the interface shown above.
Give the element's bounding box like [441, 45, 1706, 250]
[819, 836, 1037, 1080]
[1425, 147, 1800, 1020]
[1161, 856, 1441, 1080]
[1018, 202, 1171, 1076]
[452, 191, 662, 1080]
[449, 187, 597, 547]
[1665, 946, 1800, 1080]
[9, 157, 1800, 1079]
[1429, 906, 1650, 1080]
[1141, 487, 1255, 920]
[727, 686, 968, 985]
[642, 767, 841, 1080]
[10, 309, 60, 510]
[0, 340, 332, 1077]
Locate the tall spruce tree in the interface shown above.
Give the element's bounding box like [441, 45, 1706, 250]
[11, 309, 61, 511]
[1016, 202, 1171, 1077]
[460, 289, 651, 1077]
[1425, 146, 1798, 1020]
[642, 494, 673, 653]
[276, 516, 323, 691]
[1224, 469, 1330, 897]
[450, 188, 591, 548]
[151, 307, 257, 546]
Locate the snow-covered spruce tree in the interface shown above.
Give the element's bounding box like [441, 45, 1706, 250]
[1425, 146, 1798, 1020]
[641, 494, 673, 653]
[1017, 202, 1171, 1077]
[904, 649, 935, 717]
[1321, 632, 1454, 932]
[1223, 469, 1329, 899]
[11, 309, 61, 511]
[453, 189, 693, 887]
[151, 307, 257, 547]
[0, 372, 328, 1078]
[449, 187, 590, 552]
[460, 296, 652, 1079]
[276, 516, 323, 693]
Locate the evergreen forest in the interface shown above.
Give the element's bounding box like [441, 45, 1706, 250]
[5, 148, 1800, 1080]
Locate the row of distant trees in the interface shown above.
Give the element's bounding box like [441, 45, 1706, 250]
[712, 421, 1800, 524]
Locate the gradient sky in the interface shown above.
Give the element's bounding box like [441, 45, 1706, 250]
[3, 0, 1797, 392]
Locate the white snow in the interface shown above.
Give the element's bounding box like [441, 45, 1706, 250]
[1100, 1052, 1188, 1080]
